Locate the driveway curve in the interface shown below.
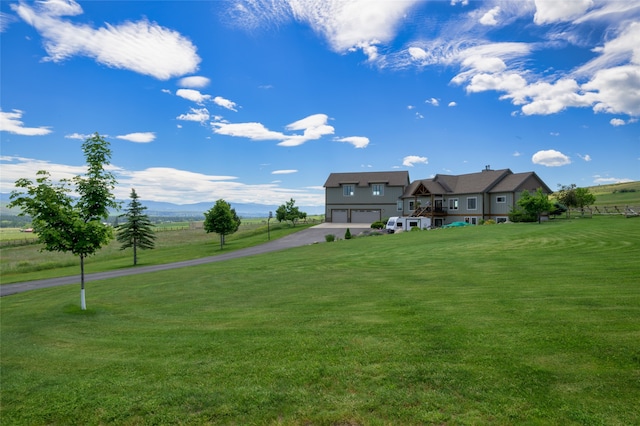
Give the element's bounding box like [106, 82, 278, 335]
[0, 223, 374, 297]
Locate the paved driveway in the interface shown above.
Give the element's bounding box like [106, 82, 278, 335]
[0, 223, 374, 297]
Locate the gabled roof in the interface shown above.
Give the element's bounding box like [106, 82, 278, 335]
[489, 172, 552, 193]
[324, 171, 409, 188]
[403, 169, 514, 197]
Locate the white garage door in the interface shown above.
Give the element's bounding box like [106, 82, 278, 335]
[351, 210, 380, 223]
[331, 209, 348, 223]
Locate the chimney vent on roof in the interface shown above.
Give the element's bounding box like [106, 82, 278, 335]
[484, 165, 492, 171]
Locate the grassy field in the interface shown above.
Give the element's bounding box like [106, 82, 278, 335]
[0, 220, 317, 284]
[1, 216, 639, 424]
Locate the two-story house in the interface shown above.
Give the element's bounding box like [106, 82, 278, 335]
[323, 171, 410, 223]
[324, 168, 552, 225]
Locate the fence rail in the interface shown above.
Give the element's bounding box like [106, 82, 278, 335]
[566, 205, 640, 218]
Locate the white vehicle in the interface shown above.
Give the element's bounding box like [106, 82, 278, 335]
[386, 216, 431, 233]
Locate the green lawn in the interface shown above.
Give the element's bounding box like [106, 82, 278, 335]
[0, 221, 315, 284]
[1, 216, 639, 424]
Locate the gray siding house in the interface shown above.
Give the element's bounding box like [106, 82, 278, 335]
[324, 168, 551, 225]
[324, 171, 409, 223]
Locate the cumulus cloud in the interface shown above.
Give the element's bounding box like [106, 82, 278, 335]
[448, 101, 457, 107]
[0, 109, 52, 136]
[425, 98, 440, 106]
[334, 136, 370, 149]
[479, 6, 501, 26]
[532, 149, 571, 167]
[178, 76, 210, 89]
[211, 113, 337, 147]
[280, 114, 335, 147]
[403, 155, 428, 167]
[12, 1, 200, 80]
[176, 89, 211, 104]
[213, 96, 238, 112]
[116, 132, 156, 143]
[610, 118, 626, 126]
[578, 154, 592, 162]
[177, 108, 210, 123]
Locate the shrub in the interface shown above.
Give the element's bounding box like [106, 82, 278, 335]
[483, 219, 496, 225]
[344, 228, 352, 240]
[325, 234, 336, 242]
[508, 208, 537, 223]
[371, 221, 385, 229]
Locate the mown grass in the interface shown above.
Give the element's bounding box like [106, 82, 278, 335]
[0, 221, 315, 284]
[1, 216, 639, 424]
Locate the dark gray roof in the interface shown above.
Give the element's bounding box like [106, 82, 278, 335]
[489, 172, 552, 193]
[324, 171, 410, 188]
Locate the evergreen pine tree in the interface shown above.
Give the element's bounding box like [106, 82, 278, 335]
[117, 189, 156, 265]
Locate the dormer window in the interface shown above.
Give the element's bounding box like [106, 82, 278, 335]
[343, 184, 354, 196]
[372, 184, 384, 196]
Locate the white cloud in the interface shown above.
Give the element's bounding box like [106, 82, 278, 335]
[1, 156, 324, 207]
[0, 109, 52, 136]
[178, 76, 210, 89]
[610, 118, 626, 126]
[65, 133, 92, 140]
[12, 1, 200, 80]
[213, 96, 238, 112]
[534, 0, 594, 25]
[592, 175, 633, 185]
[550, 132, 560, 136]
[425, 98, 439, 106]
[176, 89, 211, 104]
[234, 0, 421, 61]
[177, 108, 210, 123]
[531, 149, 571, 167]
[578, 154, 592, 162]
[1, 155, 93, 193]
[403, 155, 428, 167]
[479, 6, 501, 26]
[513, 151, 522, 157]
[212, 121, 286, 141]
[116, 132, 156, 143]
[334, 136, 370, 149]
[272, 169, 298, 175]
[448, 101, 457, 107]
[211, 113, 335, 147]
[280, 114, 335, 147]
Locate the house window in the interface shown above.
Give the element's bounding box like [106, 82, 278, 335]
[449, 198, 459, 210]
[409, 201, 415, 210]
[372, 184, 384, 196]
[496, 217, 508, 223]
[343, 184, 354, 197]
[397, 201, 403, 211]
[496, 196, 506, 203]
[467, 197, 477, 210]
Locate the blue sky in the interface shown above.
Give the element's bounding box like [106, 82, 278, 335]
[1, 0, 639, 209]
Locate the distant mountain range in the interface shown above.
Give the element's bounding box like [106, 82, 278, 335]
[0, 193, 324, 218]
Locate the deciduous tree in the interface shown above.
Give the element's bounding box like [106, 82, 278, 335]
[9, 133, 118, 309]
[204, 199, 241, 249]
[117, 188, 156, 266]
[517, 188, 552, 224]
[275, 198, 307, 227]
